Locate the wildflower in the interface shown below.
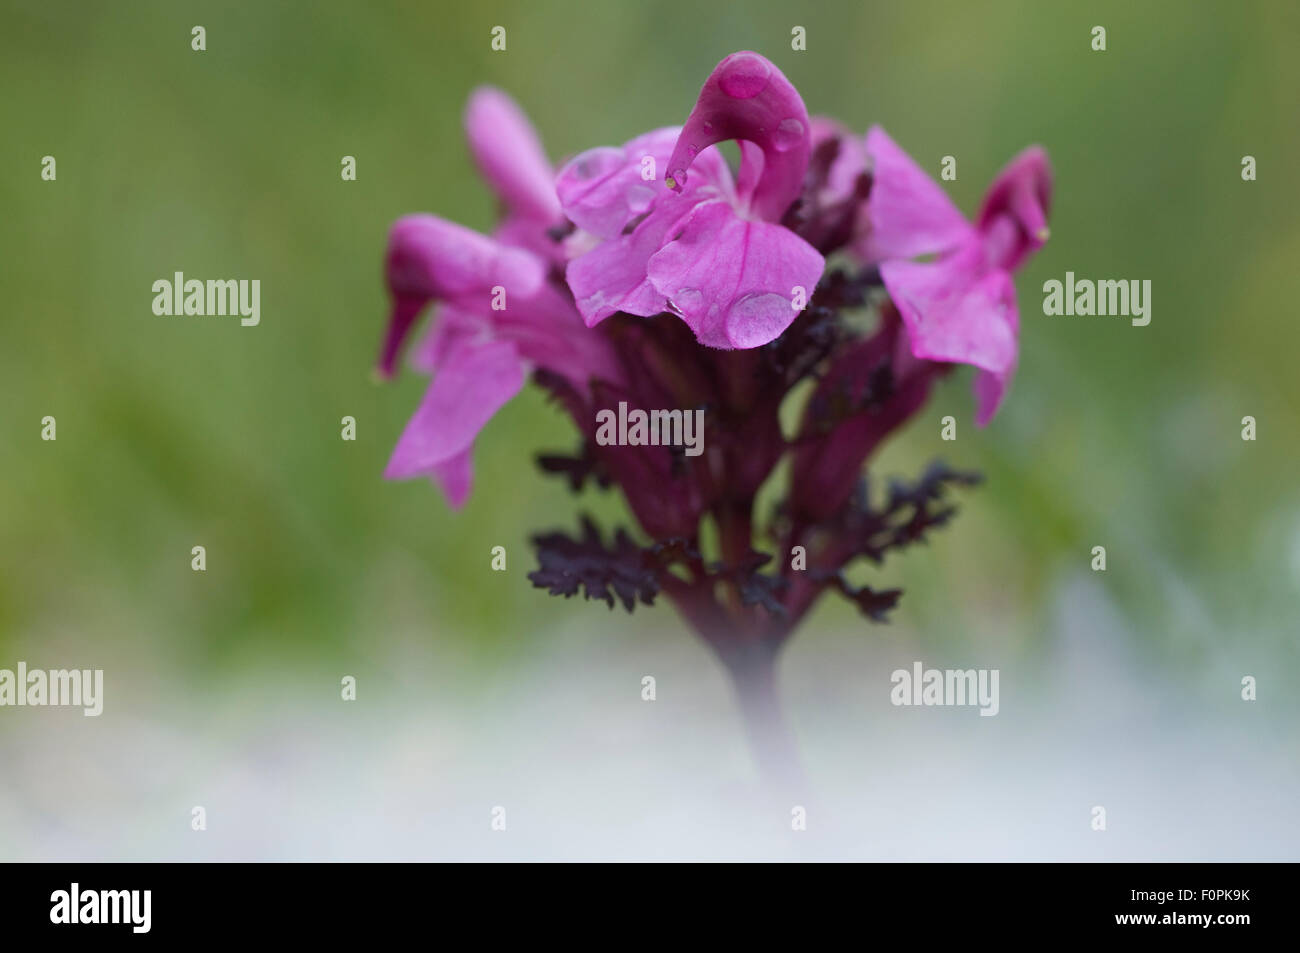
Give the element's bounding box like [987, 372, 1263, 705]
[375, 51, 1051, 782]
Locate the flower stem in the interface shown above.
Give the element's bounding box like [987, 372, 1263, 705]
[724, 647, 806, 790]
[663, 580, 806, 788]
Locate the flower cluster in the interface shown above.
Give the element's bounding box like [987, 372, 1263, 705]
[376, 52, 1050, 683]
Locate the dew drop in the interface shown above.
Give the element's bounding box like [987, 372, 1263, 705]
[674, 288, 704, 314]
[718, 53, 771, 99]
[726, 292, 793, 347]
[773, 118, 805, 152]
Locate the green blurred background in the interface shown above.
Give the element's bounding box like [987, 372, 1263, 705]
[1, 0, 1297, 733]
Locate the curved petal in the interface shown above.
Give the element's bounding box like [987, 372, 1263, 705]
[880, 250, 1018, 424]
[464, 87, 560, 224]
[976, 145, 1053, 272]
[564, 188, 702, 325]
[555, 128, 731, 240]
[664, 51, 811, 222]
[646, 200, 825, 349]
[860, 126, 973, 263]
[379, 215, 545, 377]
[384, 338, 525, 484]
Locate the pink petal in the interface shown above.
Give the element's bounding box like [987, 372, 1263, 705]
[564, 188, 702, 325]
[971, 365, 1013, 429]
[880, 249, 1018, 424]
[410, 303, 490, 374]
[379, 215, 545, 378]
[556, 128, 731, 240]
[646, 200, 825, 349]
[408, 263, 622, 391]
[464, 87, 560, 224]
[386, 215, 545, 302]
[492, 214, 565, 264]
[733, 140, 766, 207]
[492, 281, 626, 387]
[976, 145, 1053, 272]
[860, 126, 974, 263]
[665, 51, 811, 222]
[384, 338, 525, 483]
[429, 450, 474, 510]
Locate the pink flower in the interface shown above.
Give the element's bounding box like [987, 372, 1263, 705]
[377, 90, 620, 506]
[861, 127, 1052, 425]
[557, 52, 825, 349]
[376, 53, 1054, 783]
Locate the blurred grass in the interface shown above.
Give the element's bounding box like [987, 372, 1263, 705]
[1, 0, 1297, 677]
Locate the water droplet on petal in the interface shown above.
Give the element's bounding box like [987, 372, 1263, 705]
[773, 118, 805, 152]
[687, 144, 698, 157]
[674, 288, 704, 314]
[725, 292, 796, 347]
[718, 53, 771, 99]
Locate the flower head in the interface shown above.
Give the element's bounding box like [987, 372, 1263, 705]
[862, 127, 1052, 424]
[375, 54, 1052, 760]
[558, 52, 825, 349]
